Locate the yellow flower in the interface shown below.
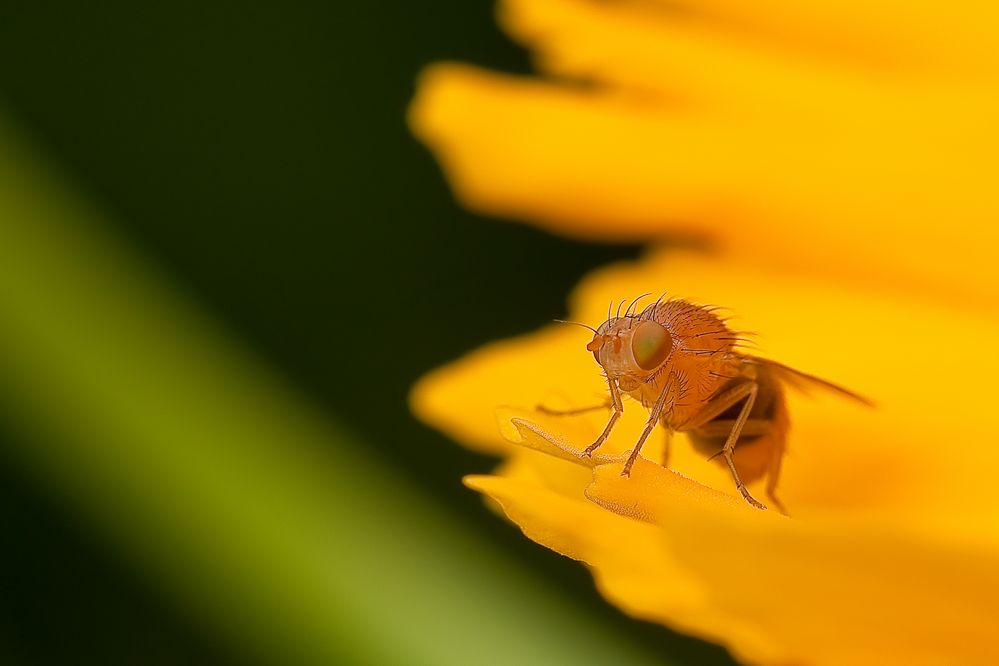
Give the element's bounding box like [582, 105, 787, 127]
[412, 249, 999, 663]
[410, 0, 999, 305]
[408, 1, 999, 664]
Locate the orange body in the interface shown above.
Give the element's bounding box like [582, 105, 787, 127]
[579, 296, 868, 510]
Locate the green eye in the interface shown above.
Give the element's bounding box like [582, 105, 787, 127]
[631, 320, 672, 371]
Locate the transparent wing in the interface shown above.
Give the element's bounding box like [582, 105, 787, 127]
[746, 356, 875, 407]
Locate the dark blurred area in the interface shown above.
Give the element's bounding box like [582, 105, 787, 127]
[0, 2, 733, 664]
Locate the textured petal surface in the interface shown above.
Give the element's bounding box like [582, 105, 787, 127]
[588, 460, 999, 666]
[470, 458, 999, 665]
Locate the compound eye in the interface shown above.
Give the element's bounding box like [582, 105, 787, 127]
[630, 320, 672, 371]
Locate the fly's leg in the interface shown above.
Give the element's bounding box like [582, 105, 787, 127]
[692, 416, 787, 514]
[721, 382, 764, 509]
[582, 378, 624, 457]
[622, 376, 674, 477]
[687, 381, 766, 510]
[582, 410, 620, 457]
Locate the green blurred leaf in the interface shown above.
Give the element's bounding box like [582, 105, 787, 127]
[0, 114, 670, 665]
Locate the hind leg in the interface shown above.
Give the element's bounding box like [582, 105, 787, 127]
[694, 381, 766, 510]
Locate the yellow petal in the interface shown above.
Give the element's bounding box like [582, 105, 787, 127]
[493, 447, 595, 506]
[413, 245, 999, 665]
[409, 63, 738, 238]
[409, 62, 999, 304]
[471, 464, 999, 665]
[500, 0, 893, 106]
[586, 457, 751, 522]
[463, 473, 711, 630]
[499, 412, 625, 467]
[409, 326, 606, 455]
[584, 461, 999, 665]
[667, 0, 999, 72]
[503, 0, 999, 82]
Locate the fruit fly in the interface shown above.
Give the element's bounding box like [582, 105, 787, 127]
[549, 295, 871, 511]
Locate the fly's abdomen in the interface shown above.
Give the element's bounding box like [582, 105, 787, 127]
[686, 365, 789, 483]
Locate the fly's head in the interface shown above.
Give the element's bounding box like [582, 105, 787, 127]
[586, 316, 673, 390]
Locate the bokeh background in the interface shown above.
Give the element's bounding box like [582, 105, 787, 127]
[0, 2, 735, 664]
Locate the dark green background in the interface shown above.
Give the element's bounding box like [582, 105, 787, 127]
[0, 2, 732, 664]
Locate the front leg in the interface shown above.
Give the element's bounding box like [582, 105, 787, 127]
[582, 376, 624, 457]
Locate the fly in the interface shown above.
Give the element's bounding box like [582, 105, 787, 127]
[547, 295, 872, 512]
